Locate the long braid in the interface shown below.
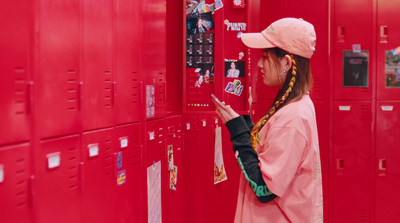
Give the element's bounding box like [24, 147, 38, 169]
[250, 55, 297, 151]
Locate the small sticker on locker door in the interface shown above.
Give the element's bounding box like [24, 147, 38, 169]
[88, 144, 99, 157]
[381, 105, 394, 111]
[120, 137, 128, 148]
[339, 106, 351, 111]
[47, 152, 61, 169]
[186, 123, 190, 130]
[0, 164, 4, 183]
[149, 131, 155, 140]
[202, 120, 207, 127]
[116, 169, 126, 186]
[117, 151, 123, 169]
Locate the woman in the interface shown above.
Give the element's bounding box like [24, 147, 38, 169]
[213, 18, 323, 223]
[226, 61, 240, 78]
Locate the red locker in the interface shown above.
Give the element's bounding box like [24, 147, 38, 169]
[0, 143, 31, 223]
[331, 101, 372, 222]
[113, 123, 143, 223]
[35, 135, 81, 223]
[164, 116, 184, 223]
[0, 0, 30, 146]
[375, 101, 400, 222]
[182, 114, 201, 223]
[81, 0, 114, 131]
[376, 0, 400, 100]
[144, 119, 166, 223]
[142, 0, 166, 74]
[332, 0, 374, 100]
[198, 115, 215, 222]
[81, 129, 115, 223]
[115, 0, 142, 125]
[35, 0, 80, 138]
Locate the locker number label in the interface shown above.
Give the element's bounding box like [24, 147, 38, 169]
[88, 144, 99, 157]
[0, 164, 4, 183]
[47, 152, 61, 169]
[120, 137, 128, 148]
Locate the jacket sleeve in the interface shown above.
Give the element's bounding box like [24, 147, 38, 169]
[225, 116, 276, 203]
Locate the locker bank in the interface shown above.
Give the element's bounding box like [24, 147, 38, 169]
[0, 0, 399, 222]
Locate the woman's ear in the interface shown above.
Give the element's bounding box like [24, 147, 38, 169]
[283, 54, 292, 71]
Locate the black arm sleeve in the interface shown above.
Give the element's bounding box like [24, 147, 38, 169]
[225, 116, 276, 203]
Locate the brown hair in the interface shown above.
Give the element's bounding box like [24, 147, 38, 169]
[250, 48, 313, 150]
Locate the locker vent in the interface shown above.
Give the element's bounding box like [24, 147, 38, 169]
[104, 139, 113, 176]
[132, 72, 139, 104]
[14, 68, 26, 115]
[67, 70, 78, 111]
[67, 147, 79, 190]
[132, 131, 140, 166]
[360, 104, 371, 121]
[104, 71, 112, 107]
[312, 75, 323, 97]
[15, 158, 27, 208]
[359, 209, 368, 222]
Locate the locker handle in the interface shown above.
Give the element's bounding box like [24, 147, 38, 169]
[140, 81, 144, 104]
[337, 159, 343, 169]
[78, 82, 83, 110]
[337, 26, 345, 42]
[27, 81, 33, 114]
[378, 159, 386, 176]
[29, 175, 35, 208]
[112, 82, 116, 107]
[79, 162, 85, 191]
[380, 25, 388, 43]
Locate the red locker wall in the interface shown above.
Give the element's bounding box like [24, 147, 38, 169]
[34, 135, 81, 223]
[34, 0, 81, 139]
[332, 101, 373, 222]
[0, 0, 30, 146]
[81, 129, 115, 223]
[0, 143, 31, 223]
[81, 0, 114, 131]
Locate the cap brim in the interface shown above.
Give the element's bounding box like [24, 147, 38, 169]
[240, 32, 275, 49]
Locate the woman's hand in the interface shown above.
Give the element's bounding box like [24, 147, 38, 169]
[212, 99, 240, 124]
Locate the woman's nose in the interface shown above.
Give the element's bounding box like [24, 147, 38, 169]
[257, 57, 263, 68]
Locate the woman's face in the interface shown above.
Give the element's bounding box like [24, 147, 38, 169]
[258, 50, 282, 86]
[230, 62, 236, 69]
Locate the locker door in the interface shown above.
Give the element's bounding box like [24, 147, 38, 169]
[114, 123, 142, 223]
[182, 114, 201, 223]
[115, 0, 142, 125]
[142, 0, 166, 73]
[81, 0, 114, 131]
[0, 143, 31, 223]
[144, 119, 166, 223]
[332, 101, 372, 223]
[35, 135, 81, 223]
[375, 102, 400, 222]
[81, 129, 115, 223]
[287, 0, 329, 100]
[35, 0, 80, 138]
[333, 0, 374, 100]
[198, 115, 218, 223]
[0, 0, 30, 145]
[376, 0, 400, 100]
[165, 116, 184, 223]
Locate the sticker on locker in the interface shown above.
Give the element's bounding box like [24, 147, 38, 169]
[0, 164, 4, 183]
[88, 144, 99, 157]
[47, 152, 61, 169]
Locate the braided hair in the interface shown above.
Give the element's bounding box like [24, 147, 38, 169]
[250, 48, 313, 151]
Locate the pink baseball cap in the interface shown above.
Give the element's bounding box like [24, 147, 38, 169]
[240, 18, 316, 59]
